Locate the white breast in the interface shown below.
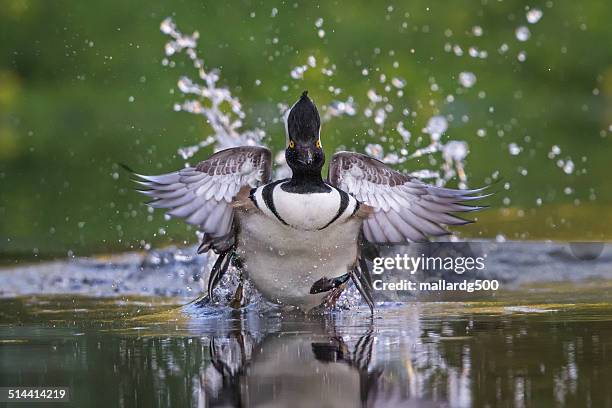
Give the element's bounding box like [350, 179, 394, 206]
[236, 211, 363, 311]
[252, 182, 357, 231]
[275, 187, 340, 230]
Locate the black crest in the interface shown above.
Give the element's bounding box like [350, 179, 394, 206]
[287, 91, 320, 142]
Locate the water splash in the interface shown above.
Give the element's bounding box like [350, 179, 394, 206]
[160, 17, 265, 157]
[160, 17, 474, 188]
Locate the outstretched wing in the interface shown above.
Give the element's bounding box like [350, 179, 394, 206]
[328, 151, 488, 243]
[131, 146, 272, 252]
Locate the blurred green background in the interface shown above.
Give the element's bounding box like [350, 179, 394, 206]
[1, 0, 611, 261]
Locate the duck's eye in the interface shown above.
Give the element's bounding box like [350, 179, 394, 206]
[288, 140, 295, 149]
[315, 139, 322, 149]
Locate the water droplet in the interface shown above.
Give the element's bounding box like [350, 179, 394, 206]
[290, 65, 308, 79]
[365, 144, 384, 159]
[458, 71, 477, 88]
[515, 26, 531, 42]
[327, 98, 356, 117]
[396, 121, 411, 143]
[547, 145, 561, 159]
[374, 109, 386, 126]
[177, 76, 193, 93]
[442, 141, 468, 162]
[391, 77, 406, 89]
[321, 66, 334, 76]
[164, 43, 176, 56]
[160, 18, 175, 35]
[508, 143, 521, 156]
[367, 89, 383, 103]
[526, 8, 543, 24]
[424, 116, 448, 140]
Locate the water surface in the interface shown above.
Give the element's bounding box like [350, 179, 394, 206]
[1, 287, 611, 407]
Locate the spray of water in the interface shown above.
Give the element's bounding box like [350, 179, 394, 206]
[160, 17, 265, 158]
[160, 17, 472, 187]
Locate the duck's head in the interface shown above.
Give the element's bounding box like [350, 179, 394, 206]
[285, 91, 324, 174]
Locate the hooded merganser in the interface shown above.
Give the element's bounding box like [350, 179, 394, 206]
[132, 91, 486, 312]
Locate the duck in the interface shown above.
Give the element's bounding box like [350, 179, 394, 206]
[131, 91, 487, 312]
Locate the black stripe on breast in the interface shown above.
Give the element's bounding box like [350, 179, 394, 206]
[352, 200, 361, 215]
[249, 187, 259, 208]
[262, 180, 289, 226]
[319, 188, 350, 230]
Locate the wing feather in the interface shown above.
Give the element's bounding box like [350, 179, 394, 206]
[153, 192, 195, 209]
[328, 151, 488, 243]
[131, 146, 272, 243]
[367, 214, 388, 243]
[186, 200, 215, 226]
[386, 210, 427, 242]
[136, 173, 181, 184]
[170, 198, 206, 219]
[203, 203, 228, 232]
[362, 222, 375, 242]
[374, 212, 404, 242]
[150, 187, 190, 200]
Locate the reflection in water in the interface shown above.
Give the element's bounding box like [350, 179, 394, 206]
[203, 322, 379, 407]
[1, 300, 612, 407]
